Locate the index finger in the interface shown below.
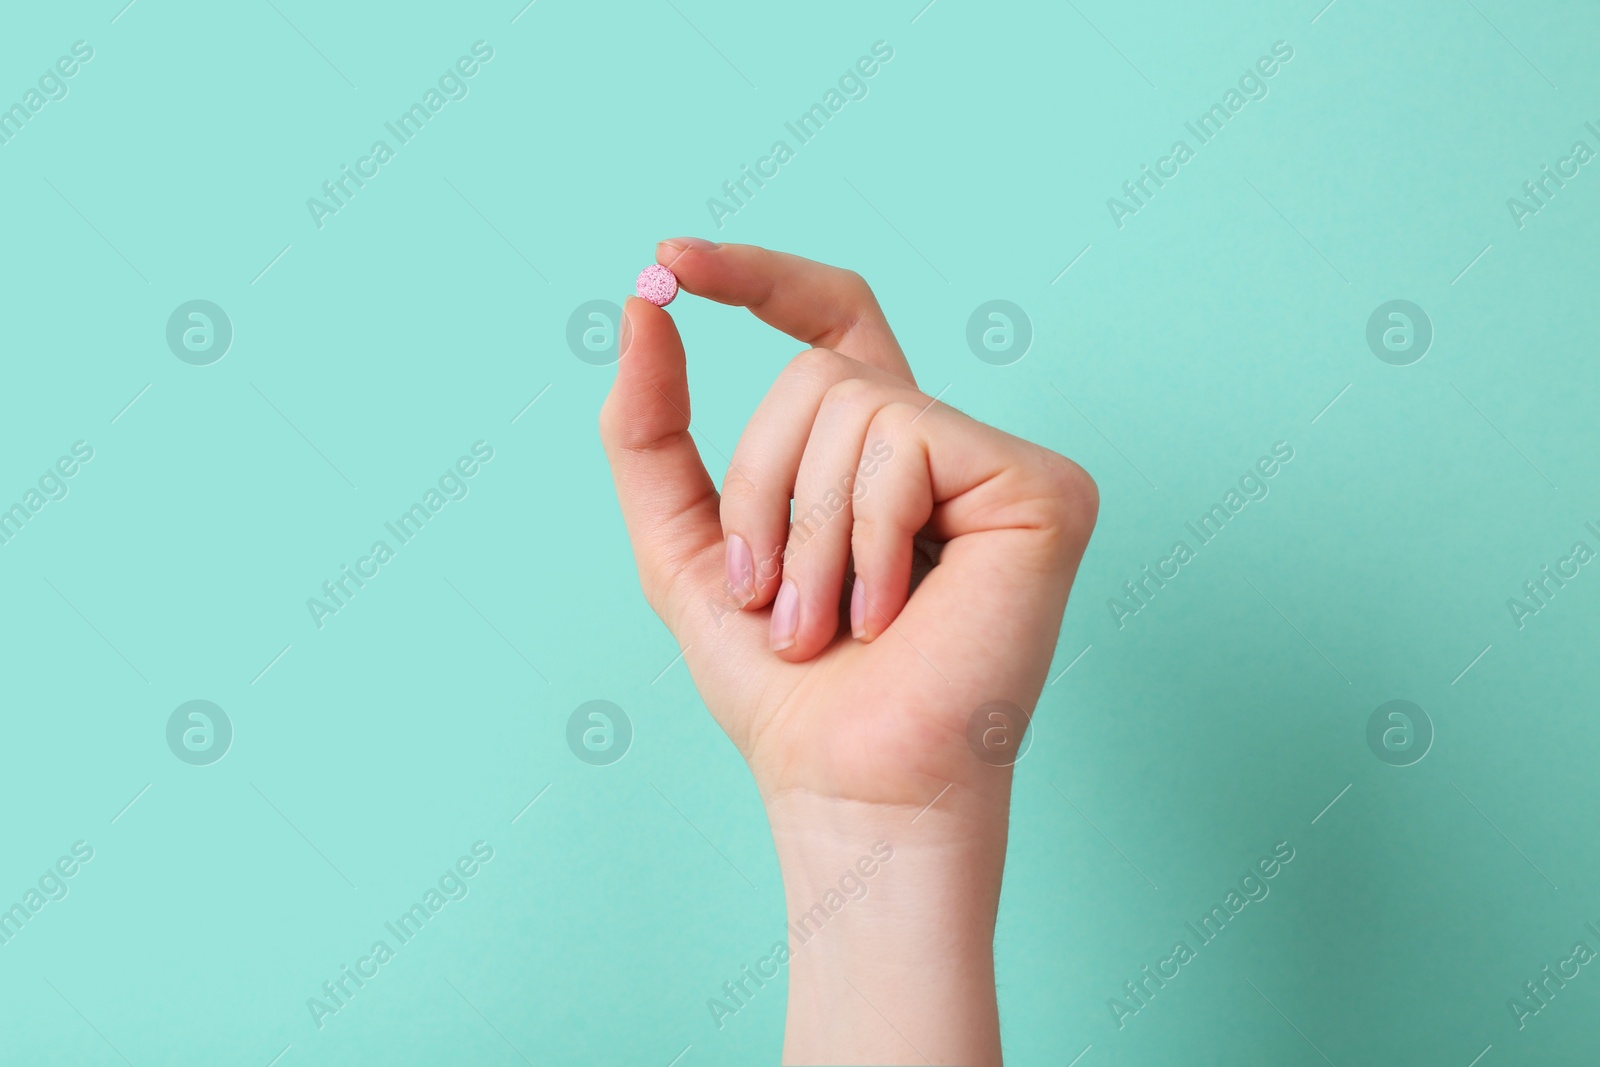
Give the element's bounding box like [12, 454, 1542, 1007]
[656, 239, 914, 384]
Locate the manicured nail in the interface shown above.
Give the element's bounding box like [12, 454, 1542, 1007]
[618, 304, 633, 358]
[726, 534, 754, 603]
[850, 580, 867, 639]
[663, 237, 718, 251]
[770, 580, 799, 650]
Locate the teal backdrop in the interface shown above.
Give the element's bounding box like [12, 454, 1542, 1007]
[1, 0, 1597, 1064]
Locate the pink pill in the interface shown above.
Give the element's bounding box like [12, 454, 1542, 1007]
[636, 264, 679, 307]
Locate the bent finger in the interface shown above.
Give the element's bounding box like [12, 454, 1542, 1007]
[656, 240, 913, 382]
[721, 348, 901, 611]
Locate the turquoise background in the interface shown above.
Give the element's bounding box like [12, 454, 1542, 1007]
[1, 0, 1597, 1063]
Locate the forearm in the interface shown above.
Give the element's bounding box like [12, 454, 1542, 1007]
[767, 792, 1010, 1066]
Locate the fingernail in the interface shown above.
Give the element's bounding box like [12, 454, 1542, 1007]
[726, 534, 754, 604]
[850, 580, 867, 639]
[663, 237, 718, 251]
[770, 580, 799, 651]
[618, 305, 633, 358]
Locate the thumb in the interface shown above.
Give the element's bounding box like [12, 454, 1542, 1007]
[599, 297, 724, 632]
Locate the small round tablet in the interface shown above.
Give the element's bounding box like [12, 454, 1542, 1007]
[636, 264, 679, 307]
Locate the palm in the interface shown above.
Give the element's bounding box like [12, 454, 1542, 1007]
[679, 523, 1088, 810]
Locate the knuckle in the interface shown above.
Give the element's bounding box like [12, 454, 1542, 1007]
[818, 375, 882, 417]
[836, 270, 879, 332]
[597, 393, 622, 443]
[848, 511, 886, 552]
[838, 268, 876, 302]
[1032, 449, 1100, 533]
[785, 346, 849, 385]
[869, 399, 923, 437]
[717, 474, 760, 520]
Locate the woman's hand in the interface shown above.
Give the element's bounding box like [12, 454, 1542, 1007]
[600, 240, 1098, 1065]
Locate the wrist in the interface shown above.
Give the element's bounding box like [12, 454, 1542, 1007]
[766, 789, 1009, 920]
[764, 789, 1010, 1066]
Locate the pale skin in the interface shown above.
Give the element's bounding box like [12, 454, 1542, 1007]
[599, 239, 1099, 1066]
